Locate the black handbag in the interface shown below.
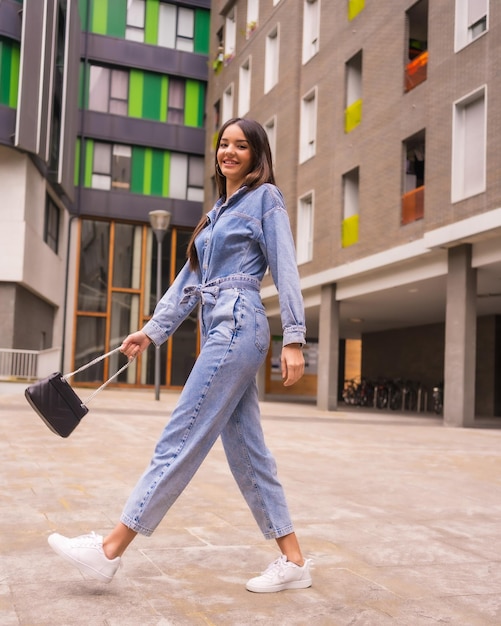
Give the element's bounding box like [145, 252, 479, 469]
[25, 347, 133, 438]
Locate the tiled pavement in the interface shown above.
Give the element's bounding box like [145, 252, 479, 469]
[1, 381, 501, 625]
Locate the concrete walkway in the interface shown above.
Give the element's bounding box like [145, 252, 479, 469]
[1, 381, 500, 625]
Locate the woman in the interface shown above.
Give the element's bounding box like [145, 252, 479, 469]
[48, 118, 312, 593]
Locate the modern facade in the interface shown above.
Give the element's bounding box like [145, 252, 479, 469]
[207, 0, 501, 425]
[0, 0, 210, 389]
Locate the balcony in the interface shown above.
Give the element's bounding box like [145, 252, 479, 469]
[401, 186, 424, 225]
[405, 51, 428, 92]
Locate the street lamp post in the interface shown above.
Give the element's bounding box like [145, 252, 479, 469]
[149, 210, 171, 400]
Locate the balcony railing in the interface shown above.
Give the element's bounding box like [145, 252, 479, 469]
[0, 348, 61, 381]
[401, 186, 424, 225]
[342, 214, 359, 247]
[405, 51, 428, 92]
[344, 99, 362, 133]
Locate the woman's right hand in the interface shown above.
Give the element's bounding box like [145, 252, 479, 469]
[120, 331, 152, 360]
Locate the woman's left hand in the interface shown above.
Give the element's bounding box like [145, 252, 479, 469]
[281, 344, 305, 386]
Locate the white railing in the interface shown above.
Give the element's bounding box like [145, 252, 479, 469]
[0, 348, 61, 381]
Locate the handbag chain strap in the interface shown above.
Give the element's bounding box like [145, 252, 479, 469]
[63, 346, 135, 406]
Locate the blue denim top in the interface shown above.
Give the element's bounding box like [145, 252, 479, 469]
[142, 183, 306, 347]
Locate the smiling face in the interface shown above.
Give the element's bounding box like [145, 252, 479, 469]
[217, 123, 253, 194]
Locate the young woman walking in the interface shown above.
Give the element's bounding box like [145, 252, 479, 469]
[48, 118, 312, 593]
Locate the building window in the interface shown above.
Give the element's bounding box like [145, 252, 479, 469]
[167, 78, 185, 124]
[247, 0, 259, 37]
[169, 154, 205, 201]
[126, 0, 145, 42]
[44, 195, 60, 254]
[299, 88, 317, 163]
[224, 8, 237, 61]
[238, 58, 251, 117]
[265, 116, 277, 164]
[89, 66, 129, 115]
[342, 168, 359, 247]
[187, 157, 205, 201]
[345, 51, 362, 132]
[265, 26, 279, 93]
[455, 0, 488, 50]
[302, 0, 320, 64]
[402, 130, 425, 224]
[222, 84, 234, 124]
[158, 3, 195, 51]
[92, 143, 132, 191]
[405, 0, 428, 92]
[297, 193, 314, 264]
[452, 87, 486, 202]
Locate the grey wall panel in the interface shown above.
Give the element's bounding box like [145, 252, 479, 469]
[80, 111, 205, 155]
[0, 106, 16, 145]
[14, 0, 45, 154]
[84, 35, 208, 81]
[57, 0, 81, 201]
[77, 188, 203, 228]
[0, 0, 23, 40]
[15, 0, 58, 161]
[37, 0, 57, 162]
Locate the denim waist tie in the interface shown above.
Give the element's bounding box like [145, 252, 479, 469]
[180, 274, 261, 306]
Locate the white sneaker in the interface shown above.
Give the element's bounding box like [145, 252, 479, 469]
[246, 555, 313, 593]
[48, 532, 121, 583]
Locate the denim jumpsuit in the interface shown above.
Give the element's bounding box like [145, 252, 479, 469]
[120, 183, 306, 540]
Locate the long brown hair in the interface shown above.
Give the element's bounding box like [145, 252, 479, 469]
[186, 118, 276, 271]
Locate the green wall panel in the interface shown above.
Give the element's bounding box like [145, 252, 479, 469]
[0, 39, 20, 108]
[194, 9, 210, 55]
[184, 80, 205, 128]
[107, 0, 126, 38]
[144, 0, 159, 45]
[84, 140, 94, 187]
[131, 146, 146, 194]
[8, 43, 19, 108]
[142, 72, 164, 121]
[75, 138, 81, 187]
[128, 70, 143, 118]
[150, 149, 165, 196]
[91, 0, 107, 34]
[143, 148, 152, 194]
[78, 0, 90, 30]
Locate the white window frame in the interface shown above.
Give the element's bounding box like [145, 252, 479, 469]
[222, 83, 234, 124]
[225, 8, 237, 58]
[264, 115, 277, 165]
[126, 0, 145, 42]
[345, 51, 362, 108]
[454, 0, 489, 51]
[451, 85, 487, 202]
[265, 25, 280, 93]
[297, 192, 314, 264]
[343, 167, 360, 220]
[247, 0, 259, 37]
[238, 57, 252, 117]
[299, 87, 317, 163]
[302, 0, 320, 64]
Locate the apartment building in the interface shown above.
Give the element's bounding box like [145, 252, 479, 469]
[0, 0, 210, 389]
[207, 0, 501, 425]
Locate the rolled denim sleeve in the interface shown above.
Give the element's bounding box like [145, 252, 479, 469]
[261, 201, 306, 347]
[141, 261, 201, 346]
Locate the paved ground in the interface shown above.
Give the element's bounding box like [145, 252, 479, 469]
[1, 381, 501, 626]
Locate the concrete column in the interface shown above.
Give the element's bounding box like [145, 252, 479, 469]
[317, 283, 339, 411]
[443, 244, 477, 427]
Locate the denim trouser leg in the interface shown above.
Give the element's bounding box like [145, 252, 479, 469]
[220, 380, 294, 539]
[120, 289, 293, 538]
